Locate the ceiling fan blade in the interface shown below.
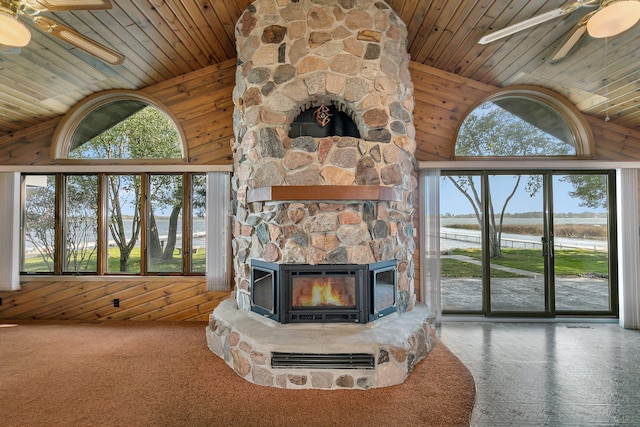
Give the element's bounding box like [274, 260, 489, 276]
[479, 8, 564, 44]
[479, 0, 600, 45]
[33, 16, 124, 65]
[548, 12, 595, 63]
[22, 0, 112, 11]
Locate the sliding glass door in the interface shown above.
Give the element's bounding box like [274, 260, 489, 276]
[487, 173, 547, 314]
[440, 174, 483, 312]
[552, 174, 615, 313]
[440, 170, 616, 318]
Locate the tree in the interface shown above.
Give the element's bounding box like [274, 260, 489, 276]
[23, 176, 56, 272]
[449, 102, 573, 258]
[70, 106, 182, 271]
[107, 174, 141, 272]
[148, 174, 183, 263]
[23, 175, 99, 273]
[561, 174, 607, 209]
[65, 175, 98, 272]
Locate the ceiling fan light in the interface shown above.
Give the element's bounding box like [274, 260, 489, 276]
[0, 8, 32, 47]
[586, 1, 640, 38]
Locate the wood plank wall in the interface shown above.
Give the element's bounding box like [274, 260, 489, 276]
[140, 59, 236, 164]
[0, 59, 237, 166]
[1, 60, 640, 321]
[0, 278, 229, 322]
[409, 61, 640, 161]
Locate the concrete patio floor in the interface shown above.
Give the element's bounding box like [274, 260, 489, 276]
[442, 255, 611, 312]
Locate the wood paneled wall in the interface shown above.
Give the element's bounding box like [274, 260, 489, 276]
[0, 278, 229, 322]
[409, 61, 640, 161]
[0, 59, 237, 166]
[140, 59, 236, 165]
[1, 60, 640, 321]
[3, 59, 640, 166]
[411, 62, 494, 161]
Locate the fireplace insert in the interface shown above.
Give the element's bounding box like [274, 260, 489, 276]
[250, 260, 397, 324]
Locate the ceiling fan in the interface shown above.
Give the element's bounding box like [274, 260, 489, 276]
[479, 0, 640, 63]
[0, 0, 124, 65]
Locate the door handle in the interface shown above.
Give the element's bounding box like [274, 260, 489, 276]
[541, 236, 554, 258]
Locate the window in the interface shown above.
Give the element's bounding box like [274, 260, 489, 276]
[21, 173, 206, 276]
[147, 174, 183, 273]
[69, 105, 182, 160]
[431, 87, 616, 319]
[21, 91, 204, 276]
[22, 175, 56, 273]
[189, 174, 207, 273]
[51, 90, 186, 161]
[106, 174, 142, 274]
[455, 86, 594, 159]
[438, 170, 617, 317]
[10, 92, 230, 288]
[63, 174, 98, 273]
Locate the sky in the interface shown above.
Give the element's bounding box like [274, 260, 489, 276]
[440, 174, 607, 216]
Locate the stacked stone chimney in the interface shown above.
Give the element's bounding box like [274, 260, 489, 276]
[231, 0, 417, 313]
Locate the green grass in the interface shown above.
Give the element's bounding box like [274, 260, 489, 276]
[447, 248, 608, 277]
[23, 247, 206, 274]
[441, 258, 524, 278]
[26, 245, 607, 279]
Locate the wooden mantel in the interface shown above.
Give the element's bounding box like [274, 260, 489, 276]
[246, 185, 402, 203]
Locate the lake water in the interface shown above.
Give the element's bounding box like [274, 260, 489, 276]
[441, 217, 607, 226]
[440, 216, 608, 251]
[25, 218, 207, 253]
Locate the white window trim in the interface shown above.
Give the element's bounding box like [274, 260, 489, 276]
[0, 173, 20, 290]
[617, 169, 640, 329]
[206, 172, 231, 291]
[0, 165, 232, 173]
[419, 169, 442, 332]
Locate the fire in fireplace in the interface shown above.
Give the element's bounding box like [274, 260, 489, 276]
[251, 260, 397, 324]
[292, 274, 356, 309]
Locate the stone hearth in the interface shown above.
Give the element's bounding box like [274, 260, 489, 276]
[206, 0, 434, 389]
[207, 299, 433, 389]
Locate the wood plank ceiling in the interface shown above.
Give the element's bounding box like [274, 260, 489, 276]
[0, 0, 639, 137]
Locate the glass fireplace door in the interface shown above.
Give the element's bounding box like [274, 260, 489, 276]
[284, 265, 365, 323]
[290, 272, 357, 309]
[251, 260, 278, 321]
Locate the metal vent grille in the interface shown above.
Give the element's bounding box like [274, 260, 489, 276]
[271, 352, 375, 369]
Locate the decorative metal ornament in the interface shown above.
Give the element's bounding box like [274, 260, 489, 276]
[314, 105, 332, 127]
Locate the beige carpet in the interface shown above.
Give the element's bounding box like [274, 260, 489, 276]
[0, 320, 475, 426]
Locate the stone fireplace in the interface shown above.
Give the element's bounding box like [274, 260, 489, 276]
[206, 0, 434, 389]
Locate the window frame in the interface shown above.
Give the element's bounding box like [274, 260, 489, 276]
[11, 91, 231, 286]
[20, 173, 57, 275]
[20, 172, 206, 277]
[61, 173, 99, 274]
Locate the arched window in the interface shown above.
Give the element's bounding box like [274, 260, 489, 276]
[22, 92, 207, 277]
[455, 86, 594, 159]
[52, 91, 186, 161]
